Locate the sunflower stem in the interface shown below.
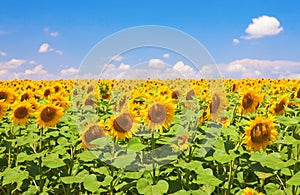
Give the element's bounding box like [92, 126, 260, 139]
[151, 132, 157, 184]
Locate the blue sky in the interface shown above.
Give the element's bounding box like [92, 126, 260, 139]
[1, 0, 300, 79]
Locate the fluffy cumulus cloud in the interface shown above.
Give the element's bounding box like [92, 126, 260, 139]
[38, 43, 62, 55]
[0, 58, 26, 69]
[148, 58, 168, 69]
[163, 53, 170, 59]
[219, 58, 300, 78]
[38, 43, 54, 53]
[243, 15, 283, 39]
[232, 38, 240, 45]
[60, 67, 79, 75]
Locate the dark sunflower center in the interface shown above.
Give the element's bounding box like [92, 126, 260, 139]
[210, 94, 221, 113]
[14, 106, 28, 119]
[186, 89, 195, 100]
[21, 93, 29, 101]
[148, 103, 167, 123]
[113, 113, 133, 133]
[44, 89, 51, 97]
[84, 125, 105, 147]
[275, 99, 285, 113]
[297, 88, 300, 98]
[251, 123, 269, 143]
[242, 93, 253, 109]
[232, 84, 237, 92]
[84, 96, 95, 106]
[54, 86, 60, 93]
[0, 92, 8, 101]
[172, 90, 180, 99]
[41, 107, 56, 122]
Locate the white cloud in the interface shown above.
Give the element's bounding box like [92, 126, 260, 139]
[163, 53, 170, 59]
[118, 63, 130, 70]
[0, 50, 7, 56]
[148, 59, 168, 69]
[232, 38, 240, 45]
[173, 61, 194, 72]
[0, 58, 26, 69]
[44, 28, 59, 37]
[38, 43, 54, 53]
[219, 58, 300, 78]
[23, 64, 48, 75]
[60, 67, 79, 75]
[242, 15, 283, 40]
[50, 32, 59, 37]
[38, 43, 62, 55]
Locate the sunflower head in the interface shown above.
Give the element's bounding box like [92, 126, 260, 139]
[270, 95, 289, 115]
[81, 122, 106, 149]
[242, 187, 263, 195]
[145, 97, 175, 133]
[108, 112, 137, 140]
[10, 101, 33, 126]
[243, 116, 278, 152]
[35, 104, 64, 128]
[0, 100, 8, 119]
[240, 89, 261, 114]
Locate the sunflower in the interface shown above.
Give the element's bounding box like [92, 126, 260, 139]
[209, 90, 227, 121]
[243, 116, 278, 152]
[270, 95, 288, 115]
[108, 112, 137, 140]
[145, 96, 175, 133]
[0, 101, 8, 120]
[81, 122, 107, 149]
[240, 89, 262, 114]
[35, 103, 64, 128]
[242, 187, 263, 195]
[0, 88, 13, 103]
[10, 101, 33, 126]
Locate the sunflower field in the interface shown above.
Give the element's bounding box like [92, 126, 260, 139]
[0, 78, 299, 195]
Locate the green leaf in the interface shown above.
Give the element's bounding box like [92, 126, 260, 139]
[17, 152, 44, 163]
[77, 150, 97, 162]
[2, 167, 29, 190]
[286, 171, 300, 185]
[83, 174, 101, 193]
[196, 169, 222, 186]
[112, 151, 136, 168]
[254, 171, 273, 179]
[137, 178, 169, 195]
[42, 154, 65, 168]
[275, 116, 299, 126]
[213, 150, 237, 164]
[127, 137, 147, 152]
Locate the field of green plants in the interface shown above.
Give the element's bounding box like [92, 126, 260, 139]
[0, 78, 299, 195]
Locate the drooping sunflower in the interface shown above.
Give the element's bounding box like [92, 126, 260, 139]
[145, 96, 175, 133]
[81, 122, 107, 149]
[35, 103, 64, 128]
[270, 95, 289, 115]
[243, 116, 278, 152]
[108, 112, 137, 140]
[209, 90, 227, 121]
[10, 101, 33, 126]
[0, 101, 8, 120]
[240, 89, 262, 114]
[242, 187, 263, 195]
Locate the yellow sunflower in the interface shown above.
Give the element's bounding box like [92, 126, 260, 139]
[209, 90, 227, 121]
[270, 95, 288, 115]
[0, 88, 13, 103]
[10, 101, 33, 126]
[240, 89, 262, 114]
[81, 122, 107, 149]
[35, 103, 64, 128]
[145, 96, 175, 133]
[242, 187, 264, 195]
[0, 100, 8, 120]
[108, 112, 137, 140]
[243, 116, 278, 152]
